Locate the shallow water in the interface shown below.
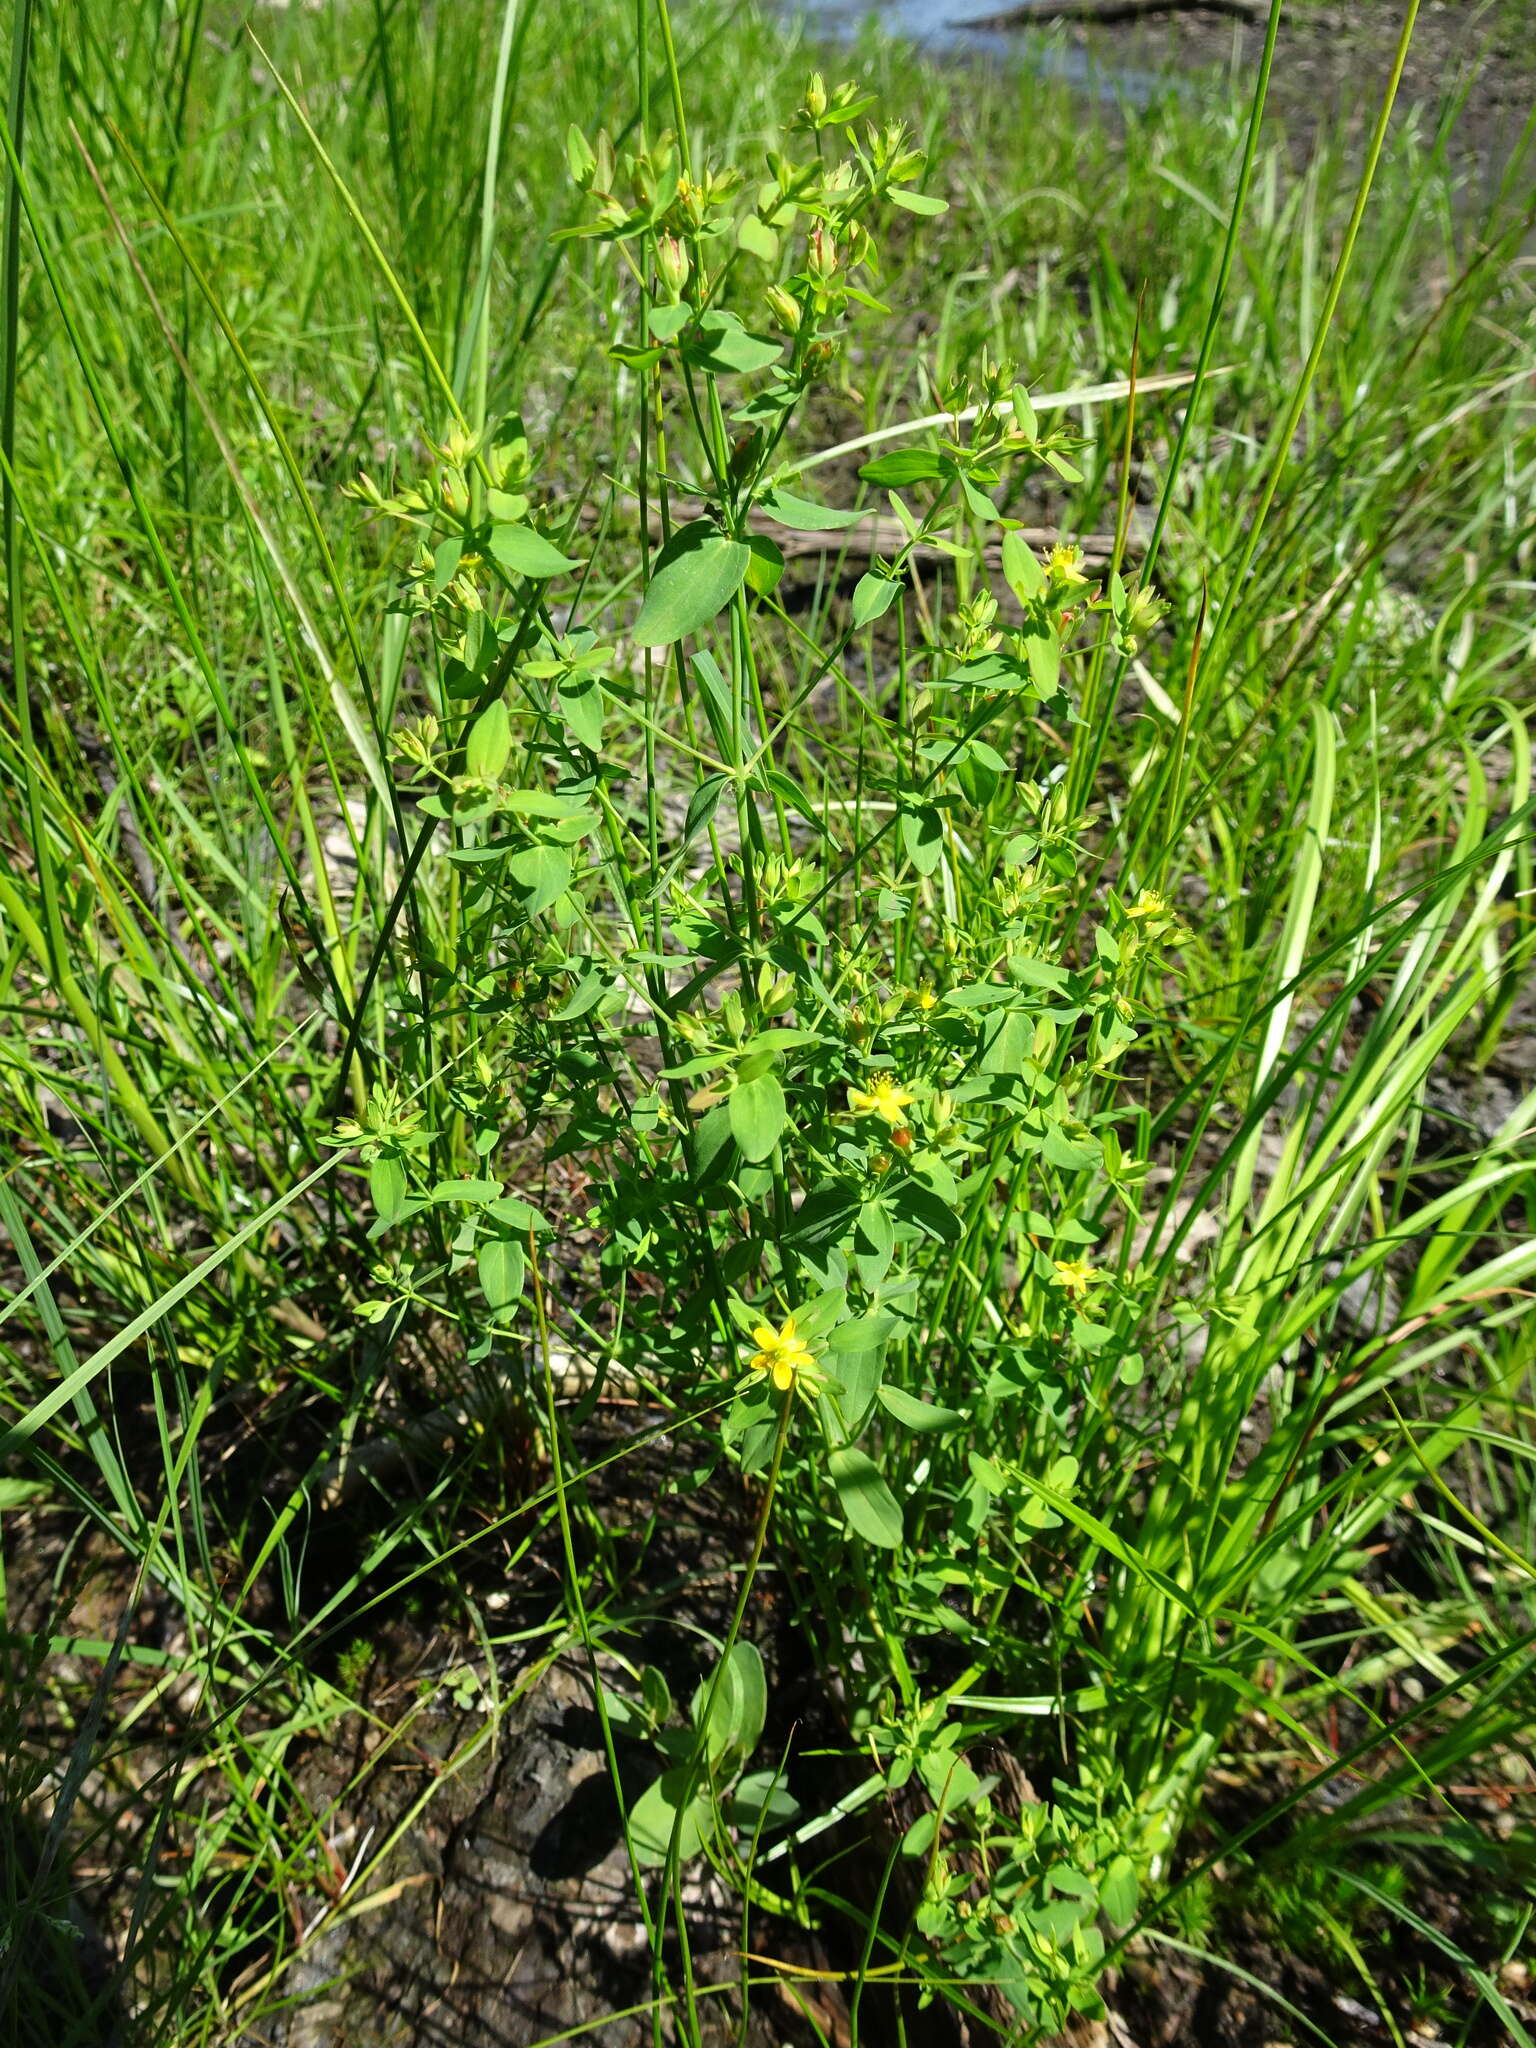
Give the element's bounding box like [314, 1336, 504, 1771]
[775, 0, 1172, 102]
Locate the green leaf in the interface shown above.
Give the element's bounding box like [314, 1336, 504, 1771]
[1001, 529, 1044, 603]
[729, 1071, 786, 1163]
[877, 1385, 963, 1434]
[727, 1770, 799, 1832]
[736, 214, 779, 261]
[552, 968, 608, 1021]
[477, 1237, 526, 1310]
[852, 571, 901, 627]
[909, 1149, 959, 1206]
[757, 486, 863, 532]
[961, 473, 999, 523]
[641, 1665, 673, 1724]
[1011, 954, 1069, 991]
[681, 772, 729, 849]
[508, 843, 571, 916]
[647, 300, 693, 340]
[888, 186, 949, 216]
[1026, 623, 1061, 695]
[489, 523, 580, 577]
[557, 673, 605, 750]
[901, 804, 945, 876]
[634, 519, 750, 645]
[430, 1177, 503, 1202]
[745, 531, 784, 597]
[1043, 448, 1085, 484]
[498, 787, 587, 820]
[432, 535, 463, 595]
[828, 1314, 898, 1353]
[859, 448, 944, 488]
[826, 1319, 889, 1434]
[688, 312, 782, 375]
[829, 1446, 903, 1548]
[1043, 1122, 1100, 1170]
[368, 1154, 406, 1221]
[629, 1767, 714, 1866]
[1100, 1854, 1139, 1928]
[854, 1198, 894, 1290]
[464, 698, 511, 781]
[694, 1640, 767, 1762]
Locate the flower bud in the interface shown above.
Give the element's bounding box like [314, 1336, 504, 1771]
[764, 283, 803, 334]
[566, 124, 597, 188]
[805, 71, 828, 121]
[1124, 583, 1166, 637]
[655, 234, 690, 301]
[806, 223, 838, 284]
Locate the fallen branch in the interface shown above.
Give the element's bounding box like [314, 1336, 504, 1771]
[313, 1351, 643, 1509]
[595, 498, 1125, 570]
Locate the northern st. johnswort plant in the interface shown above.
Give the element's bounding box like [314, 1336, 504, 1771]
[1, 0, 1534, 2041]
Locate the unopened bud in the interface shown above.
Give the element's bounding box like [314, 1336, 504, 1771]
[806, 223, 838, 284]
[805, 71, 828, 121]
[566, 124, 597, 188]
[765, 283, 803, 334]
[656, 234, 690, 300]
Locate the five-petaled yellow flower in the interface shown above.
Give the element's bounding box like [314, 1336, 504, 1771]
[1047, 542, 1090, 589]
[1126, 889, 1170, 920]
[744, 1315, 821, 1394]
[1053, 1257, 1102, 1301]
[848, 1075, 916, 1128]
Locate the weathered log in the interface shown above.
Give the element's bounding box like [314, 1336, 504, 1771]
[962, 0, 1260, 28]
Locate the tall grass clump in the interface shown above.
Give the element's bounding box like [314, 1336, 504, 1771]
[1, 1, 1533, 2042]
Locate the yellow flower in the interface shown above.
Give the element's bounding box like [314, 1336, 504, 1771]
[744, 1314, 822, 1395]
[1053, 1257, 1102, 1301]
[1126, 889, 1169, 920]
[1047, 542, 1090, 589]
[847, 1075, 916, 1128]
